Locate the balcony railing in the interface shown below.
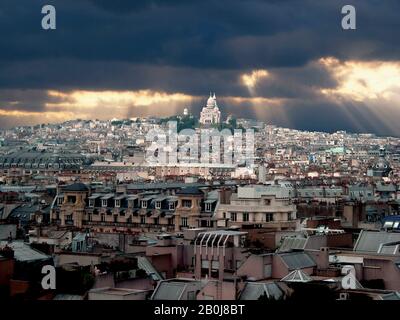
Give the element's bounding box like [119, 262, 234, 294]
[82, 220, 175, 230]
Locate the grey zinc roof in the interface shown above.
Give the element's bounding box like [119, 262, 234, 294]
[127, 182, 208, 191]
[63, 183, 89, 192]
[9, 204, 40, 223]
[239, 282, 283, 300]
[88, 194, 102, 199]
[100, 193, 114, 200]
[0, 241, 50, 262]
[137, 256, 164, 281]
[152, 281, 187, 300]
[354, 230, 400, 254]
[277, 237, 308, 253]
[0, 224, 17, 240]
[378, 244, 399, 255]
[279, 251, 316, 270]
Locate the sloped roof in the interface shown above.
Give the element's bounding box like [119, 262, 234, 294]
[176, 187, 203, 195]
[152, 281, 187, 300]
[0, 241, 50, 262]
[137, 256, 164, 281]
[277, 237, 308, 253]
[354, 230, 400, 254]
[281, 269, 313, 283]
[239, 282, 283, 300]
[63, 183, 89, 192]
[279, 251, 316, 270]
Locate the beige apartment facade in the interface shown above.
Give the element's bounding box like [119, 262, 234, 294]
[214, 185, 298, 230]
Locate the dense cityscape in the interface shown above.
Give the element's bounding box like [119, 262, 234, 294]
[0, 93, 399, 301]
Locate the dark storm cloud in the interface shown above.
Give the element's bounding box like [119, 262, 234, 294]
[1, 0, 400, 135]
[2, 0, 400, 68]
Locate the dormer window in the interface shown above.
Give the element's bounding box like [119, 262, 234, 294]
[115, 199, 121, 208]
[155, 201, 161, 209]
[169, 202, 175, 210]
[182, 199, 192, 208]
[141, 200, 147, 209]
[67, 196, 76, 204]
[205, 203, 212, 212]
[102, 199, 107, 207]
[89, 199, 94, 207]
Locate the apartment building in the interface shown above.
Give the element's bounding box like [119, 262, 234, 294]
[214, 185, 297, 230]
[51, 183, 219, 232]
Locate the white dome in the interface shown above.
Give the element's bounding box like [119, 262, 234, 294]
[207, 96, 216, 108]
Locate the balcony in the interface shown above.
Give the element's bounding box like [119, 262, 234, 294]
[82, 220, 175, 231]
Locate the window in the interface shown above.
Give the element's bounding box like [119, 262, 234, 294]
[154, 217, 159, 225]
[265, 213, 273, 222]
[288, 212, 293, 221]
[168, 217, 174, 225]
[181, 217, 188, 227]
[230, 212, 237, 222]
[89, 199, 94, 207]
[182, 199, 192, 208]
[223, 212, 226, 219]
[141, 200, 147, 209]
[264, 199, 271, 205]
[169, 202, 175, 210]
[115, 199, 120, 208]
[211, 260, 219, 270]
[140, 216, 146, 224]
[102, 199, 107, 207]
[243, 212, 249, 222]
[58, 197, 64, 205]
[205, 203, 212, 212]
[155, 201, 161, 209]
[66, 214, 73, 221]
[101, 214, 105, 222]
[67, 196, 76, 204]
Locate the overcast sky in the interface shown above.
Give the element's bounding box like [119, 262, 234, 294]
[1, 0, 400, 136]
